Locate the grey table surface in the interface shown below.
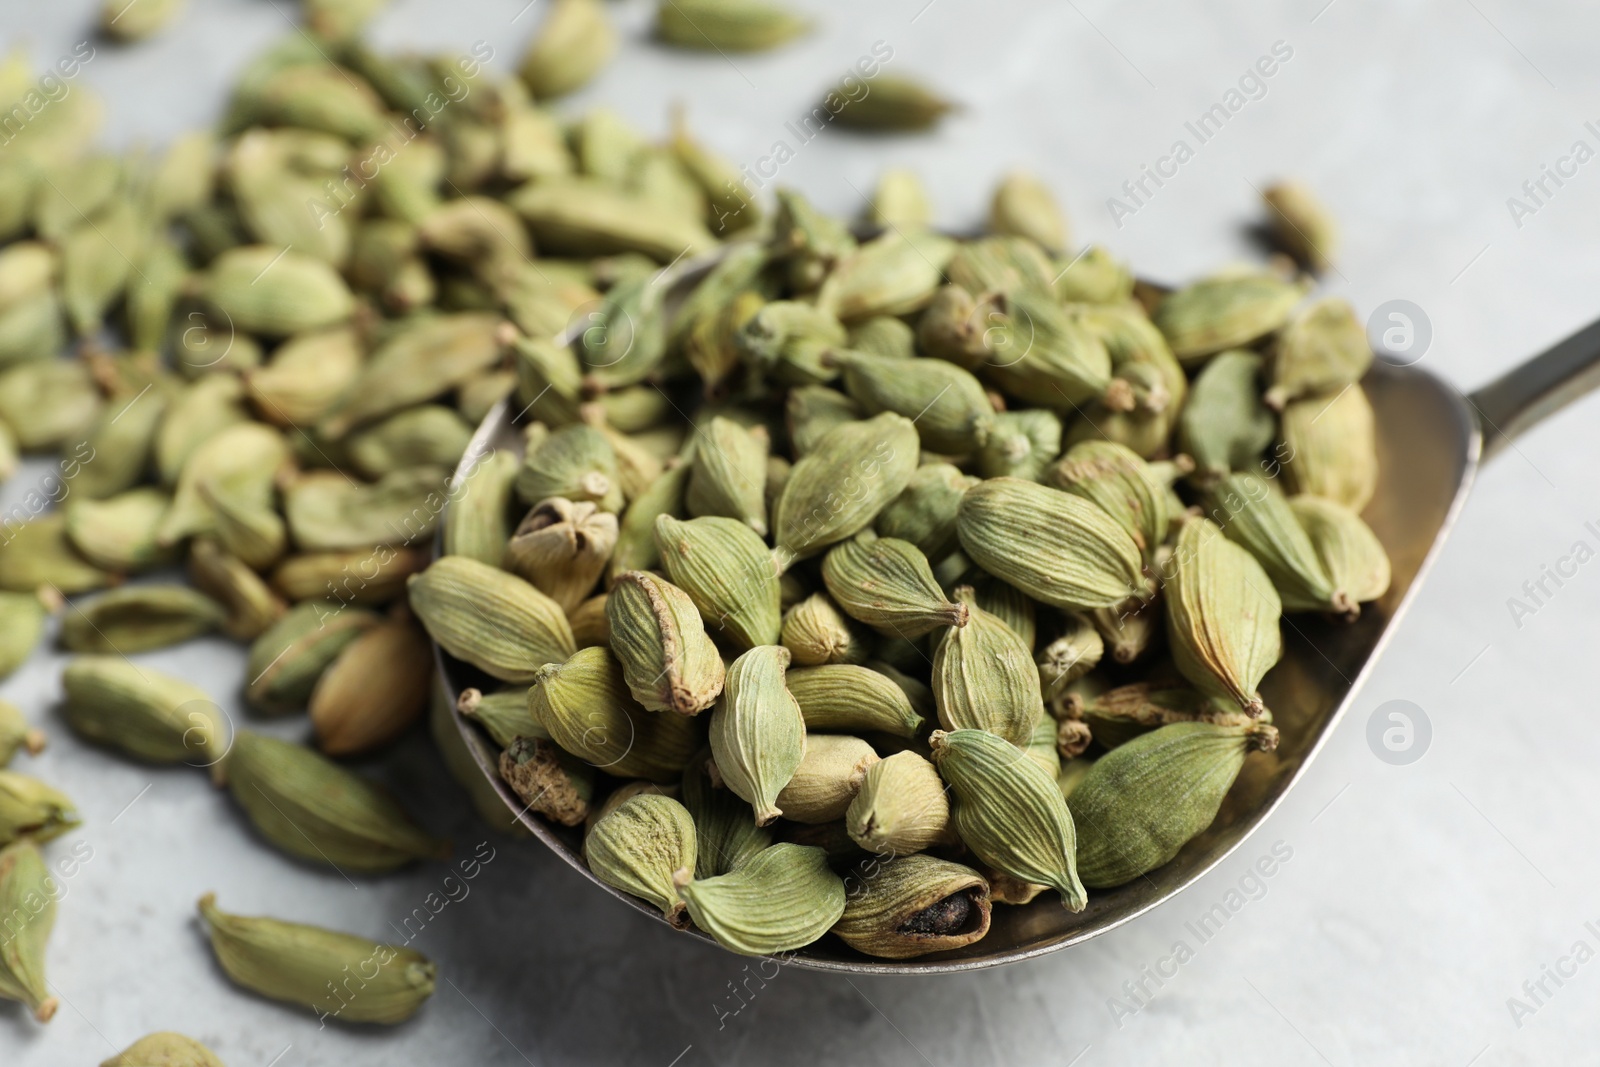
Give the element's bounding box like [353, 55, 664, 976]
[3, 0, 1600, 1064]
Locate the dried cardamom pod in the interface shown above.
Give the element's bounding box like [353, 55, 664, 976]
[832, 75, 955, 131]
[320, 313, 505, 439]
[820, 230, 955, 323]
[776, 734, 878, 824]
[60, 585, 227, 654]
[0, 359, 102, 451]
[579, 272, 669, 390]
[1024, 707, 1060, 777]
[1290, 495, 1390, 608]
[1205, 469, 1349, 616]
[988, 171, 1067, 254]
[507, 178, 717, 262]
[675, 842, 845, 956]
[946, 233, 1055, 296]
[768, 189, 856, 293]
[1089, 594, 1162, 666]
[584, 793, 697, 926]
[1070, 721, 1279, 887]
[1264, 298, 1371, 410]
[154, 372, 249, 486]
[62, 656, 227, 767]
[0, 701, 44, 768]
[1177, 349, 1275, 484]
[1054, 246, 1134, 305]
[309, 619, 432, 756]
[63, 488, 175, 574]
[345, 406, 473, 478]
[1032, 615, 1105, 716]
[0, 592, 50, 682]
[685, 416, 769, 535]
[60, 198, 142, 336]
[1278, 383, 1378, 511]
[683, 289, 763, 396]
[200, 245, 354, 337]
[656, 0, 811, 51]
[654, 514, 781, 650]
[0, 771, 79, 845]
[606, 570, 725, 714]
[974, 409, 1062, 483]
[785, 385, 862, 459]
[101, 1032, 224, 1067]
[781, 592, 868, 666]
[443, 450, 520, 567]
[1077, 680, 1252, 751]
[515, 423, 624, 513]
[957, 477, 1147, 612]
[608, 461, 688, 582]
[505, 497, 618, 613]
[0, 514, 115, 595]
[736, 299, 847, 385]
[868, 168, 932, 231]
[845, 750, 949, 854]
[931, 587, 1042, 746]
[220, 732, 447, 871]
[832, 853, 991, 959]
[198, 893, 436, 1024]
[1262, 180, 1338, 273]
[707, 646, 805, 826]
[245, 602, 381, 713]
[500, 735, 594, 826]
[457, 686, 548, 748]
[1049, 441, 1172, 566]
[786, 664, 924, 737]
[1153, 272, 1306, 364]
[929, 728, 1087, 912]
[271, 547, 430, 605]
[158, 421, 287, 547]
[1164, 517, 1282, 716]
[834, 350, 993, 454]
[681, 746, 770, 877]
[283, 467, 447, 551]
[188, 537, 286, 640]
[528, 645, 700, 782]
[0, 840, 58, 1021]
[408, 556, 576, 683]
[822, 535, 968, 637]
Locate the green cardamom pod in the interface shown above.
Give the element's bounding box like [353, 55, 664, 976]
[956, 477, 1147, 612]
[975, 409, 1062, 483]
[283, 467, 447, 551]
[1264, 297, 1371, 410]
[768, 189, 856, 294]
[507, 178, 717, 262]
[822, 535, 968, 637]
[932, 587, 1042, 746]
[1070, 721, 1279, 887]
[1036, 613, 1104, 710]
[1089, 595, 1161, 666]
[655, 514, 781, 650]
[245, 602, 381, 713]
[1078, 681, 1252, 751]
[220, 732, 447, 871]
[988, 171, 1067, 254]
[0, 514, 115, 595]
[1290, 495, 1390, 609]
[500, 735, 595, 826]
[429, 688, 533, 840]
[154, 373, 249, 487]
[780, 592, 869, 666]
[0, 771, 79, 845]
[159, 422, 288, 547]
[0, 840, 58, 1021]
[685, 416, 769, 535]
[201, 245, 354, 337]
[198, 893, 436, 1024]
[1262, 180, 1338, 273]
[443, 449, 519, 567]
[515, 423, 624, 513]
[929, 728, 1087, 912]
[708, 646, 806, 826]
[776, 734, 878, 824]
[101, 1032, 224, 1067]
[584, 793, 697, 926]
[832, 853, 991, 959]
[345, 405, 472, 479]
[785, 384, 861, 458]
[62, 657, 227, 768]
[675, 842, 845, 956]
[848, 314, 918, 360]
[457, 687, 549, 748]
[0, 591, 49, 682]
[834, 349, 993, 454]
[1278, 383, 1378, 511]
[0, 359, 102, 452]
[735, 299, 845, 385]
[408, 556, 576, 683]
[786, 664, 924, 737]
[867, 167, 933, 232]
[188, 537, 287, 640]
[681, 747, 770, 877]
[1053, 245, 1135, 304]
[1178, 349, 1275, 484]
[1164, 517, 1281, 716]
[320, 313, 505, 439]
[655, 0, 811, 52]
[980, 288, 1114, 409]
[60, 585, 228, 654]
[1153, 272, 1306, 364]
[820, 230, 955, 323]
[247, 326, 363, 428]
[845, 750, 949, 854]
[65, 488, 178, 573]
[832, 75, 955, 132]
[309, 619, 432, 756]
[528, 645, 701, 782]
[609, 460, 689, 581]
[772, 411, 918, 565]
[506, 497, 619, 613]
[683, 289, 764, 395]
[1049, 440, 1172, 566]
[1204, 469, 1349, 616]
[520, 0, 615, 97]
[579, 271, 669, 390]
[606, 570, 725, 714]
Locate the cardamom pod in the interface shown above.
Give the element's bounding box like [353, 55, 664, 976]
[345, 406, 473, 478]
[1069, 721, 1278, 887]
[62, 656, 228, 768]
[507, 178, 717, 262]
[515, 423, 624, 513]
[309, 619, 432, 756]
[654, 514, 781, 650]
[988, 171, 1067, 254]
[1264, 298, 1371, 410]
[220, 732, 447, 871]
[1262, 180, 1338, 273]
[867, 168, 932, 232]
[1035, 614, 1104, 709]
[769, 189, 856, 293]
[201, 245, 354, 337]
[0, 840, 58, 1021]
[0, 700, 44, 768]
[1153, 272, 1306, 364]
[101, 1032, 224, 1067]
[786, 664, 924, 737]
[579, 271, 669, 390]
[776, 734, 878, 824]
[785, 385, 861, 458]
[821, 230, 954, 323]
[584, 793, 697, 926]
[975, 409, 1062, 483]
[59, 585, 227, 654]
[272, 547, 431, 605]
[408, 557, 576, 683]
[457, 686, 549, 748]
[685, 416, 769, 535]
[1054, 246, 1134, 304]
[1290, 495, 1390, 608]
[834, 349, 993, 454]
[608, 461, 689, 581]
[1278, 383, 1378, 511]
[822, 534, 968, 637]
[1049, 440, 1172, 565]
[605, 570, 725, 714]
[500, 735, 594, 826]
[444, 449, 520, 567]
[198, 893, 436, 1024]
[1164, 517, 1282, 716]
[675, 843, 845, 956]
[736, 298, 847, 385]
[154, 372, 248, 486]
[1077, 680, 1252, 750]
[1089, 594, 1161, 666]
[708, 646, 806, 826]
[1205, 469, 1349, 616]
[656, 0, 811, 52]
[0, 514, 115, 595]
[0, 591, 50, 681]
[956, 477, 1147, 612]
[780, 592, 868, 666]
[519, 0, 614, 97]
[832, 853, 991, 959]
[320, 313, 505, 439]
[245, 602, 382, 713]
[945, 231, 1058, 300]
[1178, 349, 1275, 484]
[932, 587, 1042, 746]
[0, 359, 102, 451]
[158, 421, 287, 547]
[832, 75, 955, 131]
[0, 771, 79, 845]
[505, 497, 618, 613]
[681, 746, 770, 878]
[188, 537, 287, 640]
[928, 728, 1087, 912]
[64, 488, 176, 574]
[845, 750, 950, 854]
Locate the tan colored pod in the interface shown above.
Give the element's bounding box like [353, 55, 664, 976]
[775, 734, 878, 824]
[505, 497, 618, 612]
[310, 619, 433, 756]
[845, 750, 950, 855]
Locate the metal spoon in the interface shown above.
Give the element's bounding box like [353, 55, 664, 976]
[432, 257, 1600, 973]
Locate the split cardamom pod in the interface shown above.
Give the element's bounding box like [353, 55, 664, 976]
[605, 570, 725, 714]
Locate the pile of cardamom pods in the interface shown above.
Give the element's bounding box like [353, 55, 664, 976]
[0, 0, 1385, 1046]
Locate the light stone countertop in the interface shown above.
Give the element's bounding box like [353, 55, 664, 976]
[4, 1, 1600, 1064]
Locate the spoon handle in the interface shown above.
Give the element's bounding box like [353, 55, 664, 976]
[1468, 316, 1600, 463]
